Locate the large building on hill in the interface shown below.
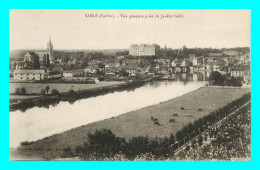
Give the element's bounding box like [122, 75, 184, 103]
[129, 44, 160, 56]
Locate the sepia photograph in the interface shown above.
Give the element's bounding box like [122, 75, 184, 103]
[9, 10, 251, 161]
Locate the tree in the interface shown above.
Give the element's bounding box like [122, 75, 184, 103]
[63, 54, 70, 63]
[128, 136, 150, 158]
[42, 54, 50, 68]
[209, 71, 224, 85]
[227, 77, 242, 87]
[85, 129, 126, 158]
[45, 86, 50, 94]
[80, 61, 88, 69]
[32, 55, 40, 69]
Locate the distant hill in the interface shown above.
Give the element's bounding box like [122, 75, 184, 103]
[10, 50, 28, 60]
[55, 49, 129, 55]
[10, 47, 249, 61]
[9, 49, 128, 60]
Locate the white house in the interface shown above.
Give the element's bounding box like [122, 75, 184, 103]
[124, 63, 139, 76]
[85, 65, 100, 74]
[13, 69, 47, 81]
[230, 65, 250, 78]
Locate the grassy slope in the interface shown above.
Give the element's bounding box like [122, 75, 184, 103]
[10, 86, 250, 160]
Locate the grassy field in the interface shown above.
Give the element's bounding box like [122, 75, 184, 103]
[10, 86, 250, 160]
[9, 81, 126, 95]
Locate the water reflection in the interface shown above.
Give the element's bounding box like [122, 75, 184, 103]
[173, 72, 210, 82]
[10, 79, 207, 148]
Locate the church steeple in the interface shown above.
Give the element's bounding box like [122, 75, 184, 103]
[47, 35, 53, 63]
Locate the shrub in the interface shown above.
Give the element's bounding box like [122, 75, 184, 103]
[68, 89, 77, 97]
[61, 147, 75, 158]
[40, 89, 46, 95]
[98, 77, 105, 81]
[15, 88, 20, 95]
[103, 154, 128, 161]
[134, 153, 155, 161]
[45, 86, 50, 94]
[51, 89, 60, 95]
[19, 87, 26, 95]
[20, 141, 31, 146]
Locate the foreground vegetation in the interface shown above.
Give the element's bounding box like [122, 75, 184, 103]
[175, 104, 251, 160]
[57, 93, 250, 160]
[10, 88, 250, 160]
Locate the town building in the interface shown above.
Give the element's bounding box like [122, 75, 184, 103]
[129, 44, 159, 56]
[104, 68, 116, 75]
[124, 63, 139, 76]
[139, 60, 151, 74]
[85, 65, 100, 74]
[230, 65, 250, 78]
[35, 51, 48, 62]
[213, 64, 220, 72]
[105, 62, 115, 68]
[13, 69, 47, 81]
[190, 57, 203, 66]
[189, 54, 196, 58]
[23, 36, 53, 67]
[63, 69, 84, 77]
[171, 59, 180, 67]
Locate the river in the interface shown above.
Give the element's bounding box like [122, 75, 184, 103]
[10, 77, 207, 148]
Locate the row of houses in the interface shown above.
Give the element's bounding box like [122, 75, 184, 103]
[13, 69, 47, 81]
[12, 54, 250, 81]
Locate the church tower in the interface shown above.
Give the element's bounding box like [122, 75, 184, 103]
[47, 35, 53, 62]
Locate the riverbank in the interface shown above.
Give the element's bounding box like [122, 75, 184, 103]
[10, 86, 250, 160]
[10, 77, 156, 111]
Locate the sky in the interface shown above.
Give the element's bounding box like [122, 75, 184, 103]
[9, 10, 250, 51]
